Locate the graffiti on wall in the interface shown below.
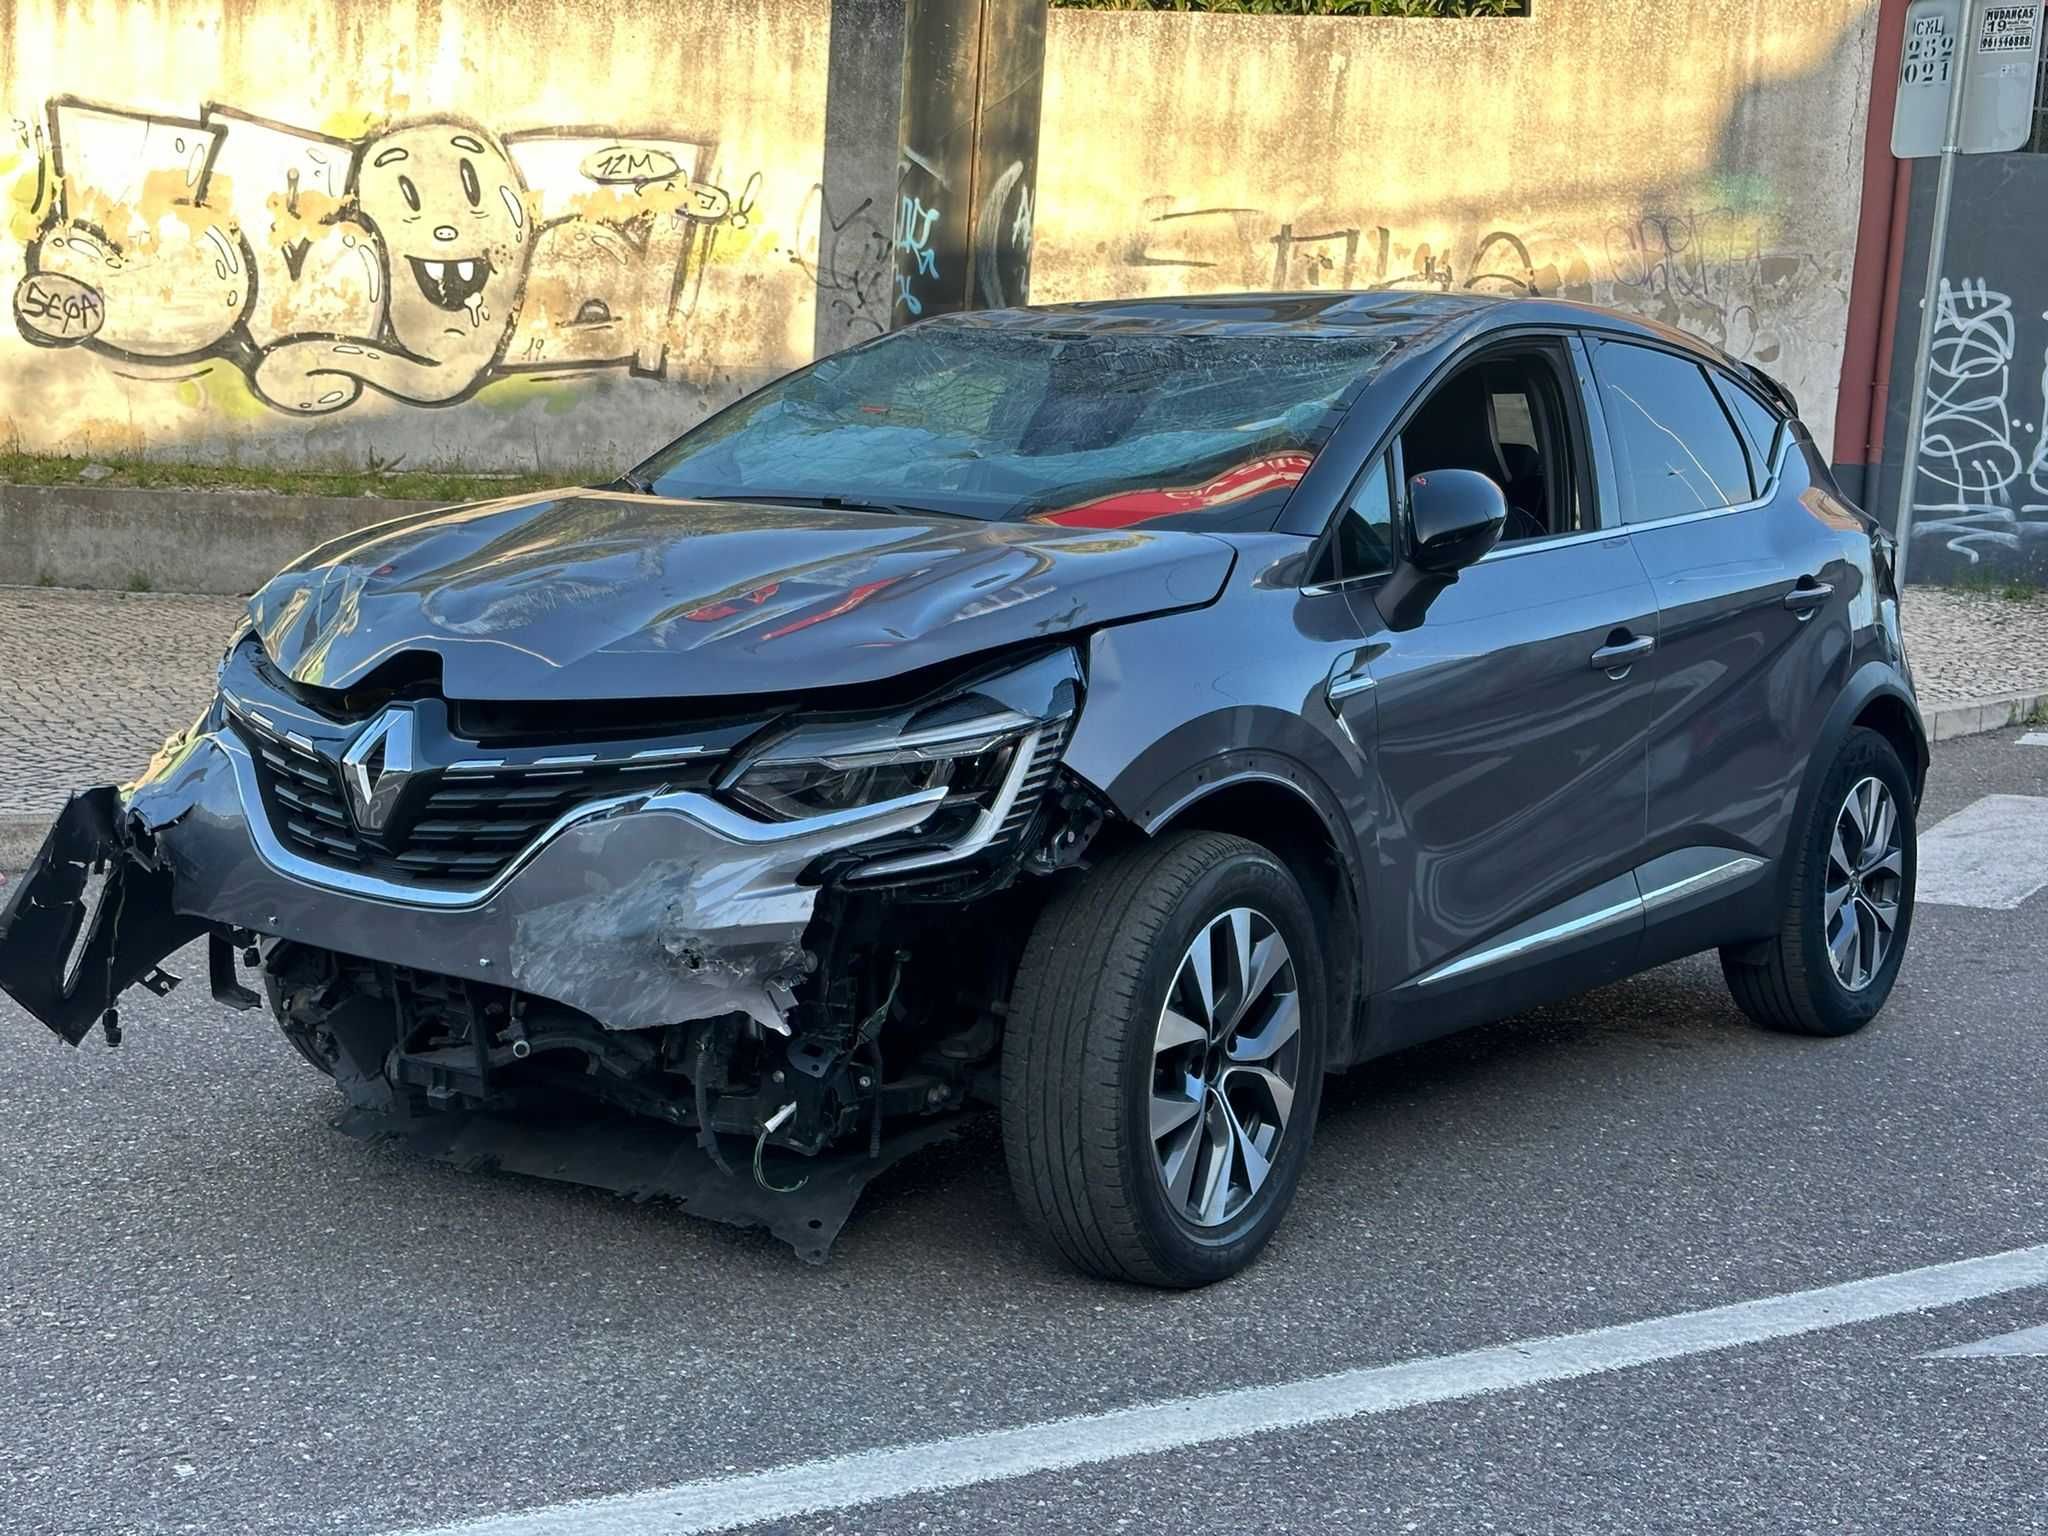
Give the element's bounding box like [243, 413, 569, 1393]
[1909, 277, 2048, 567]
[8, 96, 762, 414]
[972, 158, 1035, 311]
[1119, 193, 1845, 381]
[895, 191, 942, 317]
[791, 184, 892, 341]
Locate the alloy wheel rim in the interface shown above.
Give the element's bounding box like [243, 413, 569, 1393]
[1824, 775, 1905, 993]
[1150, 907, 1301, 1229]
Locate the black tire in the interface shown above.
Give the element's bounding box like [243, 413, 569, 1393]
[1000, 830, 1328, 1287]
[1720, 727, 1916, 1037]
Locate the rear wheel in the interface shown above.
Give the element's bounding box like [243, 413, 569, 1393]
[1000, 831, 1327, 1287]
[1721, 727, 1915, 1036]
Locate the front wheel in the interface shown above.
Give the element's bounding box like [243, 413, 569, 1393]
[1721, 727, 1916, 1036]
[1000, 831, 1328, 1287]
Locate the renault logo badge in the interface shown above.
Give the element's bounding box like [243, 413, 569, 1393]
[340, 708, 417, 833]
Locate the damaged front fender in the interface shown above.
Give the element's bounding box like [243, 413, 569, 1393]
[0, 788, 207, 1044]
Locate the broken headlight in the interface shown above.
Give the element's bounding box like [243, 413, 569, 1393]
[728, 710, 1038, 823]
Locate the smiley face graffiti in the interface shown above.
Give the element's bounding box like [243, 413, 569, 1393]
[11, 98, 756, 415]
[254, 122, 535, 411]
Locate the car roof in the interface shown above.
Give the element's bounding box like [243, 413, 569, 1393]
[925, 290, 1751, 380]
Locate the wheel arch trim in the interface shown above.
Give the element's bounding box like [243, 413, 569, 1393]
[1127, 753, 1374, 1068]
[1784, 663, 1926, 903]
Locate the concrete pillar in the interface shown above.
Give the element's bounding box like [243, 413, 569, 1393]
[892, 0, 1046, 325]
[814, 0, 911, 357]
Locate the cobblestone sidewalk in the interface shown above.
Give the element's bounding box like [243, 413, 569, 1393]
[3, 582, 2047, 842]
[0, 588, 243, 820]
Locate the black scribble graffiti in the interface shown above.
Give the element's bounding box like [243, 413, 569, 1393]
[1123, 199, 1265, 272]
[1463, 231, 1540, 295]
[10, 95, 758, 414]
[1120, 193, 1833, 379]
[1603, 209, 1829, 368]
[1270, 225, 1362, 289]
[793, 184, 891, 339]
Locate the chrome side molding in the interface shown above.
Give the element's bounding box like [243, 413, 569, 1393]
[1414, 851, 1768, 988]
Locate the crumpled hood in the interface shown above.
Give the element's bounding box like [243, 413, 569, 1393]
[245, 491, 1236, 700]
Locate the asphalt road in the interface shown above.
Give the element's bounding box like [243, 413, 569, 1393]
[2, 729, 2045, 1535]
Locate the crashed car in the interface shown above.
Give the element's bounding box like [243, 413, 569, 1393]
[0, 293, 1925, 1285]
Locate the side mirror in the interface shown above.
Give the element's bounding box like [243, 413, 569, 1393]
[1408, 469, 1508, 574]
[1373, 469, 1508, 632]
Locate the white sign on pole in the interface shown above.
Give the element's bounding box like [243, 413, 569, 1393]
[1893, 0, 1965, 157]
[1893, 0, 2042, 156]
[1961, 3, 2044, 151]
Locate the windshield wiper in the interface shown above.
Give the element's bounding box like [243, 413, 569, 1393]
[602, 470, 654, 494]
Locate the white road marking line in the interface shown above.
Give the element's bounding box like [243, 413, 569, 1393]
[1916, 794, 2048, 910]
[1926, 1320, 2048, 1358]
[390, 1243, 2048, 1536]
[2019, 732, 2048, 748]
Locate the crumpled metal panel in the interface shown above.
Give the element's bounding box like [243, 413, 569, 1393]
[245, 491, 1232, 701]
[139, 733, 943, 1033]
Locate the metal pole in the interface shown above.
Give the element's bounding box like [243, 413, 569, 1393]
[1892, 0, 1978, 592]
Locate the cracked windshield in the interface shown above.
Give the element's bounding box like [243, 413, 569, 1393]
[638, 330, 1394, 526]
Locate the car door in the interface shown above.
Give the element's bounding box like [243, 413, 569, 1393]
[1341, 337, 1658, 1045]
[1583, 336, 1853, 950]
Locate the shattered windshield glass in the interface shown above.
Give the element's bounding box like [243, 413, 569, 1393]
[634, 328, 1395, 527]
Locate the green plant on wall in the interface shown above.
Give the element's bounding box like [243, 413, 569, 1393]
[1051, 1, 1528, 15]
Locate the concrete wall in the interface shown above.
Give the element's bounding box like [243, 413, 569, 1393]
[0, 0, 850, 474]
[1872, 151, 2048, 585]
[2, 0, 1881, 479]
[1033, 1, 1882, 443]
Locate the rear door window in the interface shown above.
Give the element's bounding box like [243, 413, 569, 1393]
[1589, 341, 1753, 523]
[1711, 373, 1788, 486]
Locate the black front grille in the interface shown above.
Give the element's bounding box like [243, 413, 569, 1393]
[391, 760, 689, 881]
[246, 730, 368, 865]
[230, 713, 716, 887]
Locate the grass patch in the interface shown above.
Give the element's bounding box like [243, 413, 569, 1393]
[125, 572, 154, 593]
[0, 451, 583, 504]
[1949, 567, 2043, 603]
[1053, 0, 1526, 14]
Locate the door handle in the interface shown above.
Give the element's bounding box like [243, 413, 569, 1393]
[1784, 578, 1834, 618]
[1588, 633, 1655, 676]
[1327, 658, 1377, 704]
[1325, 643, 1388, 711]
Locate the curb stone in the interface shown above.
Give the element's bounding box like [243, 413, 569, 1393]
[5, 697, 2045, 878]
[0, 484, 443, 595]
[1924, 691, 2048, 743]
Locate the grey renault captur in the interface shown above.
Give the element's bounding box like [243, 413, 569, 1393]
[0, 291, 1923, 1286]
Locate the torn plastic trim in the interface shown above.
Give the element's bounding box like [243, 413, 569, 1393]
[0, 787, 207, 1044]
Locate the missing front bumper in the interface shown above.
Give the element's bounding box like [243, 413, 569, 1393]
[0, 730, 948, 1042]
